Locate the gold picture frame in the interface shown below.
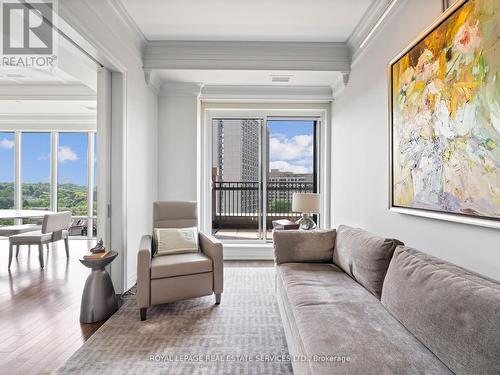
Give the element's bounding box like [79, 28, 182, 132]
[388, 0, 500, 228]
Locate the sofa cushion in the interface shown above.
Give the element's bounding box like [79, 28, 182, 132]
[333, 225, 402, 298]
[276, 263, 452, 375]
[273, 229, 336, 264]
[151, 252, 212, 279]
[381, 246, 500, 375]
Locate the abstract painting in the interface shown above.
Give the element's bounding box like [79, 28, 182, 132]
[389, 0, 499, 223]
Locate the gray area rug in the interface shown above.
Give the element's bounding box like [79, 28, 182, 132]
[55, 267, 293, 374]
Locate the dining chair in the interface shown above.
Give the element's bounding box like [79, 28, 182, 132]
[8, 212, 71, 269]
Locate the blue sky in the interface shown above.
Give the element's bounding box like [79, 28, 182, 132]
[0, 132, 88, 186]
[268, 120, 314, 174]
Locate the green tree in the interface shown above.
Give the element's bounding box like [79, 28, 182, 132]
[269, 199, 292, 213]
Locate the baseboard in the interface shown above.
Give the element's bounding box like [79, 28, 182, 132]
[223, 243, 274, 260]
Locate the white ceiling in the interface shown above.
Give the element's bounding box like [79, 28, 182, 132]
[119, 0, 374, 42]
[157, 69, 341, 86]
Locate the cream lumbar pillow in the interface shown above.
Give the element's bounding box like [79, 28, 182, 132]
[154, 227, 199, 256]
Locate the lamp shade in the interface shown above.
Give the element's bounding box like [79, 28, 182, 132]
[292, 193, 320, 213]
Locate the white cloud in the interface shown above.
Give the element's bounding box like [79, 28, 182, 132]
[0, 138, 14, 150]
[270, 161, 309, 174]
[270, 134, 312, 161]
[58, 146, 78, 162]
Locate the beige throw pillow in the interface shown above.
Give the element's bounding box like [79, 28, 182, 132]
[154, 227, 199, 256]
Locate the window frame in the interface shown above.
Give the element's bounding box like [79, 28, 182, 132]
[200, 103, 331, 247]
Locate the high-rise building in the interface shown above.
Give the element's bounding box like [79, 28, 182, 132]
[267, 169, 314, 205]
[212, 119, 265, 214]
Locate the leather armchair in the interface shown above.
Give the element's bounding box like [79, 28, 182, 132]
[137, 201, 223, 320]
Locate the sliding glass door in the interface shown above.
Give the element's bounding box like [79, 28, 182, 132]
[212, 119, 264, 240]
[210, 117, 319, 242]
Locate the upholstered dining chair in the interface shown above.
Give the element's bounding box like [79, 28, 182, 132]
[137, 201, 223, 321]
[8, 211, 71, 269]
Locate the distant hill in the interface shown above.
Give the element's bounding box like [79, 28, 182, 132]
[0, 182, 90, 216]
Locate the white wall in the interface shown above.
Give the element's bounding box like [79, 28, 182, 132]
[157, 93, 198, 201]
[331, 0, 500, 281]
[59, 0, 158, 291]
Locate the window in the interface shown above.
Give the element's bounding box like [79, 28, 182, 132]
[210, 117, 319, 241]
[21, 133, 51, 210]
[0, 131, 97, 237]
[0, 132, 14, 224]
[57, 133, 89, 236]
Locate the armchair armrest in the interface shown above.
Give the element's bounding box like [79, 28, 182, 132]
[273, 229, 336, 264]
[199, 232, 223, 294]
[137, 235, 152, 308]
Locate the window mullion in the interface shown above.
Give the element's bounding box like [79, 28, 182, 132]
[51, 132, 58, 212]
[87, 132, 94, 238]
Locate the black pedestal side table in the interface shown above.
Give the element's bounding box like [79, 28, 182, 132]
[79, 251, 119, 323]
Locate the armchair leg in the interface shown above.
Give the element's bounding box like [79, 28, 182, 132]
[140, 308, 147, 321]
[215, 293, 221, 304]
[15, 245, 20, 258]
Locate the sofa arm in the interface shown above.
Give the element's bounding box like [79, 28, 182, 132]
[273, 229, 336, 264]
[199, 232, 223, 294]
[137, 235, 152, 308]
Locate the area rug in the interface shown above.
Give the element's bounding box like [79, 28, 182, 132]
[55, 267, 293, 374]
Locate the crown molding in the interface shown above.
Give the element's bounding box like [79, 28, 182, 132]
[347, 0, 405, 65]
[0, 83, 96, 100]
[144, 41, 350, 72]
[200, 85, 333, 101]
[143, 69, 161, 95]
[109, 0, 148, 50]
[159, 82, 203, 97]
[330, 71, 350, 98]
[58, 0, 146, 68]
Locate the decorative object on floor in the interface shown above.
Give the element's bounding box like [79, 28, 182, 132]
[79, 250, 118, 323]
[272, 219, 300, 230]
[54, 268, 292, 375]
[137, 201, 223, 321]
[8, 211, 71, 269]
[90, 238, 105, 253]
[389, 0, 500, 227]
[292, 193, 320, 230]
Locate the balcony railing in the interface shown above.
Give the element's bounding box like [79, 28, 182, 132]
[212, 181, 314, 229]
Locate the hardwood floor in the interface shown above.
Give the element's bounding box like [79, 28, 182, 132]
[0, 239, 275, 375]
[0, 238, 102, 375]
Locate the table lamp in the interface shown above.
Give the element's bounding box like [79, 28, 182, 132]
[292, 193, 320, 230]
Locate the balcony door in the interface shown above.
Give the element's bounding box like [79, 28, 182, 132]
[210, 117, 319, 242]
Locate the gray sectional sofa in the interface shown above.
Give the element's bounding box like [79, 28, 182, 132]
[273, 225, 500, 375]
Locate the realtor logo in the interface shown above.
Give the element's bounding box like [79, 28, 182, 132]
[1, 0, 58, 68]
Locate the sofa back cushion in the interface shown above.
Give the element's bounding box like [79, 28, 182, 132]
[381, 246, 500, 375]
[273, 229, 336, 264]
[333, 225, 402, 298]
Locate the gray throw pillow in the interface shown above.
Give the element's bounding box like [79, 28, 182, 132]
[333, 225, 403, 298]
[273, 229, 336, 264]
